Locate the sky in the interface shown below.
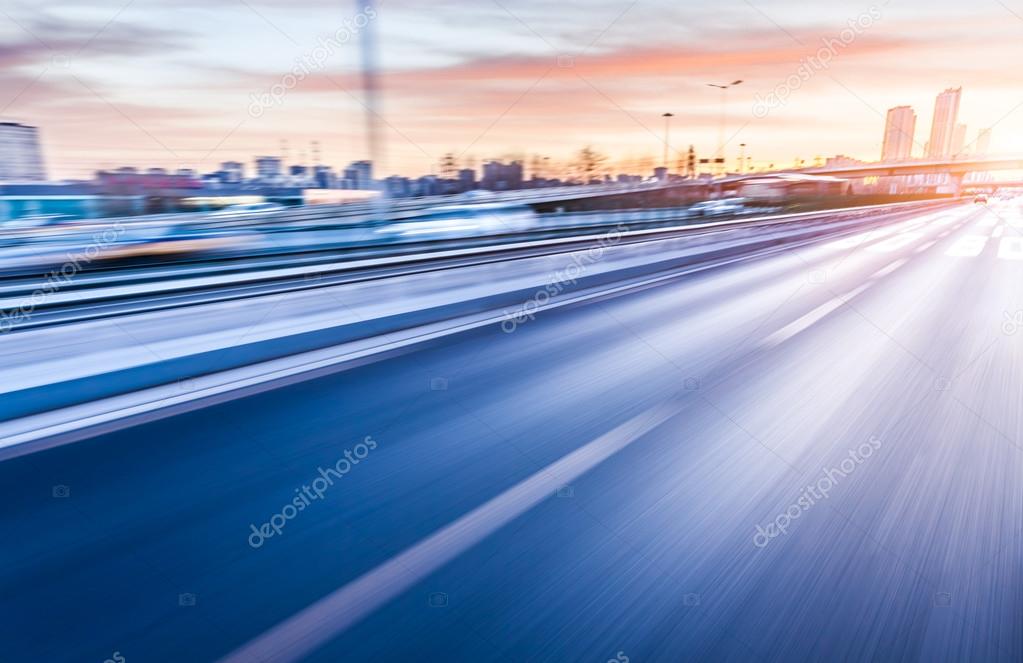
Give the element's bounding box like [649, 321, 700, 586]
[3, 0, 1023, 180]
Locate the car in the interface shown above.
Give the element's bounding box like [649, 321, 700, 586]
[97, 224, 261, 260]
[376, 202, 537, 240]
[209, 202, 287, 218]
[3, 214, 70, 229]
[973, 194, 989, 204]
[689, 197, 747, 218]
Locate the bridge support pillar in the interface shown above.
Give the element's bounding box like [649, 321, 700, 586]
[950, 173, 965, 198]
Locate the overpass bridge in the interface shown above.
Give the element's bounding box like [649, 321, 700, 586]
[790, 156, 1023, 195]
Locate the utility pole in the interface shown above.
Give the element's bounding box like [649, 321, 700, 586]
[359, 0, 386, 210]
[662, 112, 674, 170]
[440, 153, 457, 180]
[706, 80, 743, 176]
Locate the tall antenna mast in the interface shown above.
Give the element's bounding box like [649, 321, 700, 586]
[359, 0, 387, 211]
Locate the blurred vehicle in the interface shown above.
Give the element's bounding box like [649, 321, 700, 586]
[376, 202, 537, 240]
[460, 190, 497, 202]
[209, 202, 287, 218]
[3, 214, 70, 230]
[98, 224, 262, 260]
[689, 197, 747, 218]
[973, 194, 989, 204]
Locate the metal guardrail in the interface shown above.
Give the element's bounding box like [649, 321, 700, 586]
[0, 198, 956, 324]
[1, 181, 674, 233]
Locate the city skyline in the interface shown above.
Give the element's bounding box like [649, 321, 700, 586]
[4, 1, 1023, 178]
[8, 82, 1005, 187]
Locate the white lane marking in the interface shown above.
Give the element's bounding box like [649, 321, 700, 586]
[869, 232, 921, 253]
[914, 240, 937, 254]
[829, 230, 879, 249]
[829, 221, 916, 250]
[217, 401, 681, 663]
[945, 235, 988, 257]
[760, 283, 871, 349]
[998, 237, 1023, 261]
[871, 258, 908, 280]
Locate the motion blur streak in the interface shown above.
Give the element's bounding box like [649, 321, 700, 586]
[220, 401, 680, 663]
[2, 201, 1023, 661]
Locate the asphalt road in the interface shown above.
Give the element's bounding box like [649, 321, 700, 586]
[3, 201, 1022, 662]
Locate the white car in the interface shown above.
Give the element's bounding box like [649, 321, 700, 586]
[377, 203, 537, 240]
[210, 202, 287, 218]
[689, 198, 747, 218]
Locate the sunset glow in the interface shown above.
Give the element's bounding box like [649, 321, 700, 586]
[4, 0, 1023, 179]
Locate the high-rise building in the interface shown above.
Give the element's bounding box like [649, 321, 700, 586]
[458, 168, 476, 191]
[313, 165, 336, 189]
[481, 161, 523, 191]
[926, 87, 962, 159]
[384, 175, 411, 197]
[255, 156, 283, 181]
[975, 128, 992, 156]
[881, 106, 916, 161]
[0, 122, 47, 181]
[950, 123, 967, 157]
[221, 161, 245, 183]
[343, 161, 374, 190]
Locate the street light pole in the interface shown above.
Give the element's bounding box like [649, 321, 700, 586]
[359, 0, 388, 216]
[662, 112, 674, 171]
[707, 80, 743, 176]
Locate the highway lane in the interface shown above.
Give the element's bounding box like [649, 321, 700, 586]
[0, 201, 954, 423]
[2, 202, 1022, 662]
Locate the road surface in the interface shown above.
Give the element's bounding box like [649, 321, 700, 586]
[2, 202, 1022, 662]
